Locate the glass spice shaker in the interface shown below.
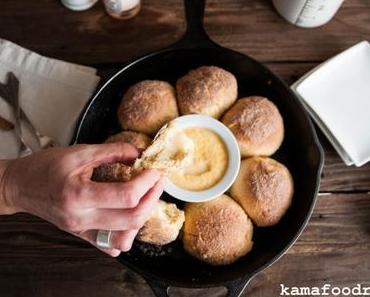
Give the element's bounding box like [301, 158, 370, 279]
[103, 0, 141, 20]
[60, 0, 98, 11]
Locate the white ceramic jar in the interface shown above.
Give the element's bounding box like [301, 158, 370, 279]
[273, 0, 345, 28]
[61, 0, 98, 11]
[103, 0, 141, 20]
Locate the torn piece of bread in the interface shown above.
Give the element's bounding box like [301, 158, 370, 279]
[137, 200, 185, 245]
[91, 162, 132, 182]
[133, 121, 195, 175]
[91, 162, 184, 246]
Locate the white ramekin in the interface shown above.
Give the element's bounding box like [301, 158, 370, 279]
[163, 114, 240, 203]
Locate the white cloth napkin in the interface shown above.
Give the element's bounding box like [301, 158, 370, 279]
[0, 39, 100, 159]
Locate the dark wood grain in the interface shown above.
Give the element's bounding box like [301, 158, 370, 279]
[244, 193, 370, 297]
[1, 1, 370, 296]
[0, 0, 369, 65]
[0, 193, 369, 297]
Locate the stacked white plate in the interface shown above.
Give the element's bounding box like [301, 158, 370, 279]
[291, 41, 370, 167]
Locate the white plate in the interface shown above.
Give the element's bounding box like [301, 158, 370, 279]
[292, 41, 370, 167]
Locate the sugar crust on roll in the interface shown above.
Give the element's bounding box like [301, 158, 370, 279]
[183, 194, 253, 265]
[176, 66, 237, 119]
[105, 130, 152, 151]
[230, 157, 293, 227]
[118, 80, 179, 135]
[222, 96, 284, 157]
[137, 200, 185, 246]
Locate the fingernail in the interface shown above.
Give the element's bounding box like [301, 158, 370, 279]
[111, 249, 121, 257]
[159, 177, 166, 186]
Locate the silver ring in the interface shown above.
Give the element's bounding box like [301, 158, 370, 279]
[96, 230, 112, 248]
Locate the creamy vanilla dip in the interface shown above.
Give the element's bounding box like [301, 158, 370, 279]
[169, 127, 228, 191]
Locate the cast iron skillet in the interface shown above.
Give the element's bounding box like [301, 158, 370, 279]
[73, 0, 324, 296]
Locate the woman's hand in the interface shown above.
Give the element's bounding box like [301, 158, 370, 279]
[0, 143, 164, 257]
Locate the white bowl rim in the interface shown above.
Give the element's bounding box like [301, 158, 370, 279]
[163, 114, 241, 203]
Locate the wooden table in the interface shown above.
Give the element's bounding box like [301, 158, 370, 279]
[1, 1, 370, 296]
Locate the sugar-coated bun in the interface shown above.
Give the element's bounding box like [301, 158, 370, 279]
[183, 195, 253, 265]
[91, 162, 131, 182]
[230, 157, 293, 227]
[137, 200, 185, 246]
[222, 96, 284, 157]
[105, 131, 152, 151]
[117, 80, 179, 135]
[176, 66, 237, 119]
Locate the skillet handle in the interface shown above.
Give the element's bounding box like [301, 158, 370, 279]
[169, 0, 214, 49]
[147, 280, 169, 297]
[147, 278, 251, 297]
[225, 278, 252, 297]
